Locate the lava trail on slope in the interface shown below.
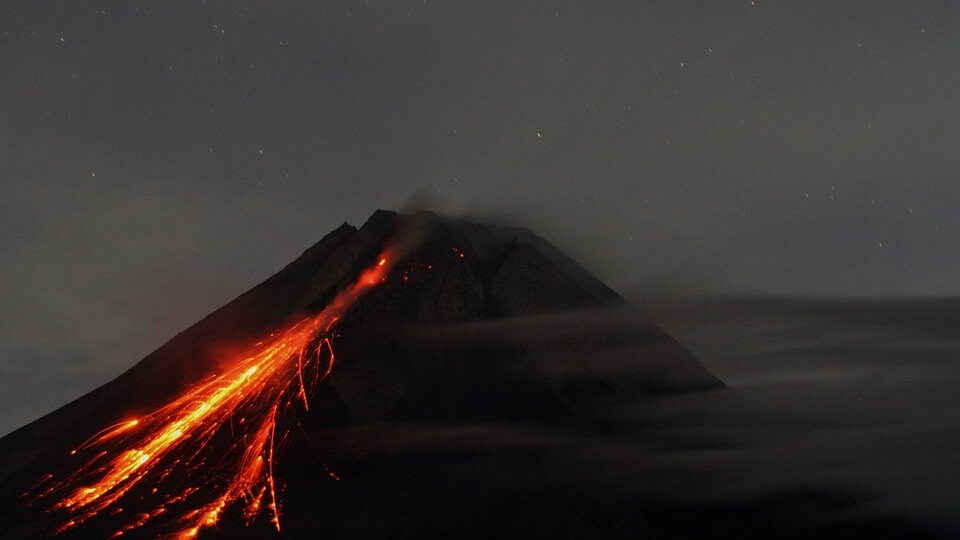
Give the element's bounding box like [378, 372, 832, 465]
[24, 249, 402, 538]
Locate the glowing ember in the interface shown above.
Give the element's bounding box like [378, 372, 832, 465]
[27, 248, 400, 538]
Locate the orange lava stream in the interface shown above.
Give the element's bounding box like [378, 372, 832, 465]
[30, 251, 397, 538]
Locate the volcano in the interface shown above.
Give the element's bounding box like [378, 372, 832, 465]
[0, 210, 722, 538]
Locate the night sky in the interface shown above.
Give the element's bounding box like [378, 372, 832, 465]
[1, 1, 959, 434]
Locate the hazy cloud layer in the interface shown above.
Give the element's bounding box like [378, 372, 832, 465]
[311, 299, 960, 534]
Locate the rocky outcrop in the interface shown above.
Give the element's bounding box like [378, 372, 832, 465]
[490, 242, 597, 316]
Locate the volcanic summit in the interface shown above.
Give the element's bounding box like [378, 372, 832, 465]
[0, 210, 720, 539]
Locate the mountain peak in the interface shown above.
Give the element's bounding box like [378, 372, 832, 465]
[0, 210, 719, 538]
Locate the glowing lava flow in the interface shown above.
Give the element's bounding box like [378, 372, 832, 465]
[29, 250, 398, 538]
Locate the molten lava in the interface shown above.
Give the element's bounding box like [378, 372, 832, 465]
[28, 250, 400, 538]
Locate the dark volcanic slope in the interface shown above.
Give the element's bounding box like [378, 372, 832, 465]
[0, 210, 720, 539]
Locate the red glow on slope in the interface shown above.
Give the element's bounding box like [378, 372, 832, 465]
[28, 248, 400, 538]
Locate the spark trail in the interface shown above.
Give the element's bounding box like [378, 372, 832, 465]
[27, 250, 399, 538]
